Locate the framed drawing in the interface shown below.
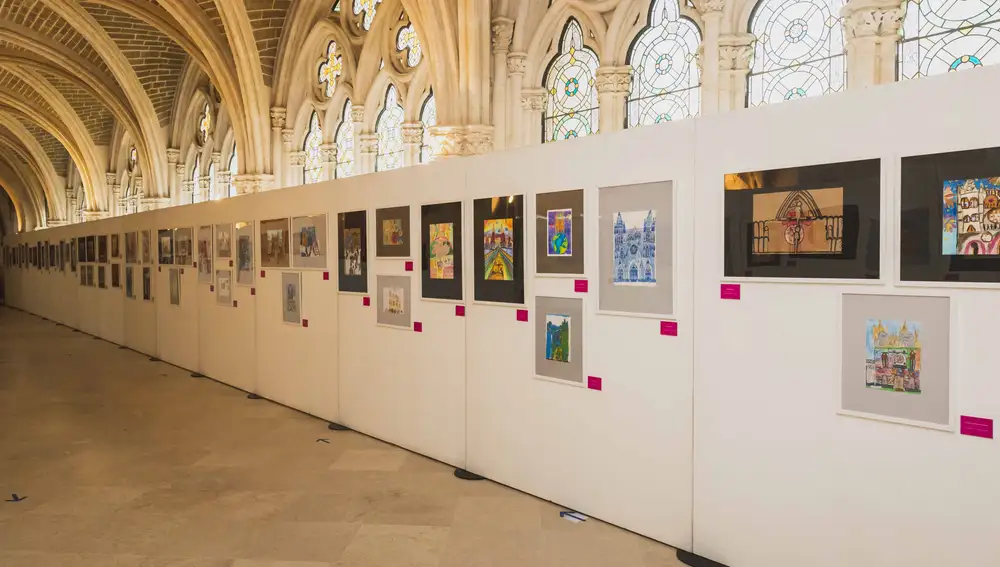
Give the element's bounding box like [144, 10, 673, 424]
[281, 271, 301, 324]
[125, 232, 138, 264]
[724, 159, 881, 279]
[260, 218, 290, 268]
[158, 229, 174, 265]
[98, 235, 108, 263]
[125, 266, 134, 298]
[197, 225, 213, 283]
[235, 221, 255, 285]
[141, 230, 152, 264]
[217, 270, 233, 305]
[174, 227, 193, 266]
[111, 233, 120, 259]
[169, 268, 181, 306]
[79, 266, 86, 286]
[535, 296, 584, 385]
[473, 195, 524, 304]
[598, 181, 673, 317]
[292, 214, 327, 269]
[900, 146, 1000, 283]
[376, 275, 411, 329]
[420, 201, 462, 301]
[215, 223, 233, 259]
[536, 189, 585, 276]
[375, 206, 411, 258]
[86, 235, 96, 262]
[111, 264, 120, 288]
[841, 293, 951, 429]
[142, 266, 152, 300]
[338, 210, 368, 293]
[86, 265, 94, 287]
[98, 266, 106, 289]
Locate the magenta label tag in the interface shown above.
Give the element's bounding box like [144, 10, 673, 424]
[574, 279, 588, 293]
[229, 260, 234, 267]
[323, 271, 329, 280]
[210, 285, 215, 292]
[405, 261, 414, 272]
[720, 283, 741, 300]
[516, 309, 528, 322]
[250, 288, 256, 296]
[587, 376, 602, 391]
[302, 319, 309, 328]
[362, 296, 371, 306]
[660, 321, 678, 336]
[260, 270, 265, 278]
[413, 322, 423, 332]
[193, 262, 197, 268]
[961, 416, 993, 439]
[455, 305, 465, 317]
[233, 300, 238, 308]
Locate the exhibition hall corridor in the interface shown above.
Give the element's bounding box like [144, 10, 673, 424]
[0, 308, 681, 567]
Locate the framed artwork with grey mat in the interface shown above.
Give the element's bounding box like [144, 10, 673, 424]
[292, 214, 328, 269]
[375, 206, 411, 258]
[261, 218, 291, 268]
[98, 235, 108, 264]
[157, 229, 173, 265]
[598, 181, 674, 317]
[282, 271, 302, 324]
[217, 270, 233, 305]
[338, 210, 368, 293]
[535, 296, 584, 385]
[235, 221, 255, 286]
[216, 223, 233, 259]
[420, 201, 463, 301]
[174, 227, 193, 266]
[536, 189, 585, 275]
[376, 275, 412, 329]
[169, 267, 180, 305]
[198, 225, 213, 283]
[841, 293, 951, 429]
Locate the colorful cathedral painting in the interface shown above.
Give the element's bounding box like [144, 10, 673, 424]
[483, 218, 514, 280]
[750, 187, 844, 254]
[865, 319, 922, 394]
[942, 177, 1000, 255]
[545, 314, 570, 363]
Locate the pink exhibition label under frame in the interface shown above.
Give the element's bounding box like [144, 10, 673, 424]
[574, 279, 588, 293]
[960, 415, 993, 439]
[413, 322, 423, 332]
[516, 309, 528, 322]
[362, 296, 371, 306]
[455, 305, 465, 317]
[587, 376, 602, 391]
[405, 261, 414, 272]
[660, 321, 678, 336]
[720, 283, 741, 300]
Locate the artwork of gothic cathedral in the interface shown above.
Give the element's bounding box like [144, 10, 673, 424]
[751, 187, 844, 254]
[865, 319, 922, 394]
[942, 177, 1000, 255]
[612, 210, 656, 285]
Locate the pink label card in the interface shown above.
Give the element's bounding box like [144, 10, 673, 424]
[233, 300, 238, 308]
[660, 321, 678, 336]
[260, 270, 266, 278]
[720, 283, 741, 300]
[362, 296, 370, 306]
[587, 376, 602, 391]
[960, 416, 993, 439]
[210, 285, 215, 292]
[302, 319, 309, 328]
[180, 269, 185, 275]
[574, 279, 588, 293]
[516, 309, 528, 322]
[456, 305, 465, 317]
[414, 322, 423, 332]
[250, 288, 256, 296]
[158, 266, 161, 273]
[229, 260, 234, 267]
[323, 271, 329, 281]
[405, 261, 414, 272]
[193, 262, 197, 268]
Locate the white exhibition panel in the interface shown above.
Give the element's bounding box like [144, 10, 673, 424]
[692, 66, 1000, 567]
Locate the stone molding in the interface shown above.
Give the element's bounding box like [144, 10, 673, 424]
[166, 148, 181, 163]
[319, 144, 338, 163]
[281, 128, 294, 145]
[358, 133, 379, 154]
[718, 33, 755, 72]
[270, 107, 287, 129]
[491, 17, 514, 53]
[842, 2, 904, 39]
[288, 151, 306, 166]
[350, 104, 365, 124]
[520, 88, 547, 112]
[401, 122, 424, 145]
[595, 66, 632, 94]
[232, 174, 274, 195]
[507, 52, 527, 75]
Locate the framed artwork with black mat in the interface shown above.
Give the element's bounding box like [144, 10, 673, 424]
[338, 210, 368, 293]
[473, 194, 524, 304]
[420, 201, 463, 301]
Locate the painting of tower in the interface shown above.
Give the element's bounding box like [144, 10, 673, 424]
[612, 210, 656, 285]
[942, 177, 1000, 255]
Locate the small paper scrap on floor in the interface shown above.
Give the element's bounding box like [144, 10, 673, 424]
[560, 511, 588, 523]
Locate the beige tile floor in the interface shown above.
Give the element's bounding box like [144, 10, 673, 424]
[0, 308, 684, 567]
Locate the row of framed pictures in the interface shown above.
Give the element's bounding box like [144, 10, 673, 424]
[724, 145, 1000, 284]
[73, 263, 154, 302]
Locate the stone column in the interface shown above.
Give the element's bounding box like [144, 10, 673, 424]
[520, 88, 547, 145]
[232, 175, 274, 195]
[718, 33, 755, 112]
[281, 128, 294, 187]
[65, 187, 76, 223]
[166, 148, 181, 202]
[270, 107, 286, 190]
[506, 52, 527, 148]
[210, 152, 222, 199]
[182, 180, 196, 204]
[401, 122, 423, 165]
[842, 0, 905, 88]
[320, 143, 338, 180]
[595, 66, 631, 133]
[176, 163, 189, 205]
[351, 105, 370, 174]
[106, 172, 120, 216]
[491, 17, 514, 151]
[695, 0, 726, 115]
[358, 133, 378, 174]
[288, 151, 306, 185]
[218, 171, 232, 198]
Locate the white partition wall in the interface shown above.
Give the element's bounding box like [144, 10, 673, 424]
[6, 65, 1000, 567]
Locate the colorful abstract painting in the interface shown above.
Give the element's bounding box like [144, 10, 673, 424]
[546, 209, 572, 256]
[429, 223, 454, 280]
[299, 226, 320, 257]
[865, 319, 922, 394]
[483, 218, 514, 281]
[942, 177, 1000, 255]
[545, 313, 571, 363]
[612, 210, 656, 285]
[344, 228, 362, 275]
[751, 187, 844, 254]
[382, 219, 404, 246]
[384, 286, 405, 315]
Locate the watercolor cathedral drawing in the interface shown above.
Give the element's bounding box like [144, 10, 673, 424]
[865, 319, 922, 394]
[942, 177, 1000, 255]
[613, 210, 656, 285]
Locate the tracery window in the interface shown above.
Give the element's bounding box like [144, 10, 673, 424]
[332, 0, 341, 12]
[543, 18, 600, 142]
[375, 85, 404, 172]
[228, 148, 238, 197]
[191, 155, 201, 204]
[335, 100, 355, 179]
[353, 0, 382, 31]
[128, 146, 137, 172]
[747, 0, 846, 107]
[397, 23, 422, 67]
[304, 110, 323, 184]
[419, 92, 436, 163]
[318, 41, 343, 98]
[627, 0, 702, 126]
[899, 0, 1000, 79]
[198, 103, 212, 144]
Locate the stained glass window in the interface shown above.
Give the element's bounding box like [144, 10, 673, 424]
[318, 41, 343, 98]
[899, 0, 1000, 79]
[353, 0, 382, 31]
[419, 92, 436, 163]
[198, 103, 211, 143]
[191, 155, 201, 204]
[543, 18, 600, 142]
[335, 100, 355, 179]
[627, 0, 702, 126]
[304, 110, 323, 184]
[375, 85, 404, 172]
[397, 23, 422, 67]
[128, 146, 137, 172]
[228, 148, 238, 197]
[747, 0, 846, 107]
[332, 0, 340, 12]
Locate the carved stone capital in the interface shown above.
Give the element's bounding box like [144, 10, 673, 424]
[270, 107, 287, 129]
[232, 174, 274, 195]
[47, 219, 69, 227]
[595, 66, 632, 94]
[358, 133, 379, 154]
[841, 2, 904, 39]
[166, 148, 181, 164]
[211, 151, 222, 166]
[139, 197, 171, 212]
[81, 210, 107, 222]
[320, 143, 338, 163]
[491, 17, 514, 53]
[182, 180, 196, 191]
[427, 126, 466, 159]
[109, 184, 120, 196]
[281, 128, 294, 145]
[401, 122, 424, 145]
[198, 177, 211, 191]
[105, 172, 117, 185]
[288, 151, 306, 166]
[175, 163, 187, 176]
[520, 88, 547, 112]
[133, 176, 143, 194]
[718, 33, 755, 72]
[464, 125, 494, 156]
[350, 104, 365, 124]
[693, 0, 727, 14]
[507, 52, 527, 76]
